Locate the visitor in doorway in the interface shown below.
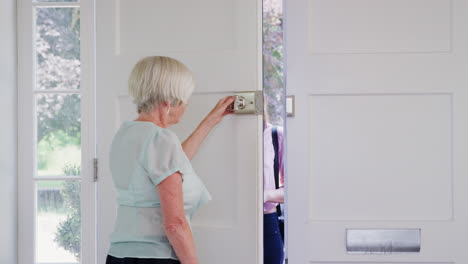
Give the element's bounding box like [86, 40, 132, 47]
[106, 56, 235, 264]
[263, 105, 285, 264]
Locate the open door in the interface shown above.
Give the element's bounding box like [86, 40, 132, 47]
[96, 1, 263, 263]
[286, 0, 468, 263]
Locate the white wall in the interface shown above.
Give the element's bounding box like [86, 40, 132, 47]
[0, 0, 17, 263]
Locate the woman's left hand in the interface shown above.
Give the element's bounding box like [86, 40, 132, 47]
[205, 96, 236, 126]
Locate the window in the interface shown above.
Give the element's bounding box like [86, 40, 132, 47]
[18, 0, 96, 263]
[263, 0, 284, 126]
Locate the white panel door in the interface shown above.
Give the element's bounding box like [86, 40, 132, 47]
[96, 1, 262, 263]
[286, 0, 468, 263]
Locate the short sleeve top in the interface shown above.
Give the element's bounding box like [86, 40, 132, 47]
[107, 121, 211, 260]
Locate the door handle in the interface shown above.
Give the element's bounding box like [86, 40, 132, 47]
[235, 96, 247, 110]
[230, 91, 263, 115]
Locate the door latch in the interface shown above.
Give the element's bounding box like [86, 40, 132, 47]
[231, 91, 263, 115]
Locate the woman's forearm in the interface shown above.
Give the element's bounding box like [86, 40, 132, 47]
[182, 117, 216, 160]
[164, 217, 198, 264]
[159, 173, 198, 264]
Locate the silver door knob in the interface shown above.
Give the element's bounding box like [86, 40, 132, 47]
[235, 96, 246, 110]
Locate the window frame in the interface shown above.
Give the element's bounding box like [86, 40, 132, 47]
[17, 0, 97, 263]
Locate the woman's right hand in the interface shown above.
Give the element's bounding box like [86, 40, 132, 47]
[204, 96, 236, 126]
[182, 96, 236, 160]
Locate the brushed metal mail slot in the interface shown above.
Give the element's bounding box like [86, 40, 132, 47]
[346, 229, 421, 254]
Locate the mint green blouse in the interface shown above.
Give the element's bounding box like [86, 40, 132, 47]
[107, 121, 211, 260]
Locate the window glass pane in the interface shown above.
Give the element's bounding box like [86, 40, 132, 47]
[263, 0, 284, 126]
[36, 180, 81, 263]
[35, 7, 80, 90]
[36, 94, 81, 177]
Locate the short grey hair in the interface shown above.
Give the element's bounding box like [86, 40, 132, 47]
[128, 56, 195, 113]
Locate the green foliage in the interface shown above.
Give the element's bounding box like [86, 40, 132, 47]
[54, 211, 80, 259]
[36, 7, 80, 61]
[54, 165, 81, 260]
[37, 94, 81, 143]
[37, 130, 80, 170]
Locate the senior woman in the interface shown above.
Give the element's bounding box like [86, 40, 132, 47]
[106, 56, 235, 264]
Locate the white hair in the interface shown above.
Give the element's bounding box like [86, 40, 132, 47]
[128, 56, 195, 113]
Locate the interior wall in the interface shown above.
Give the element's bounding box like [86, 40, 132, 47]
[0, 0, 18, 263]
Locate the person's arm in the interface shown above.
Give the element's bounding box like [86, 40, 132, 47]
[264, 188, 284, 203]
[264, 167, 285, 204]
[158, 172, 198, 264]
[182, 96, 235, 160]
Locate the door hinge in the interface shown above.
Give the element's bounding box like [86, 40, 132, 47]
[93, 158, 98, 182]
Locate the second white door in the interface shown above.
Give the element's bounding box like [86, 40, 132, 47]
[286, 0, 468, 263]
